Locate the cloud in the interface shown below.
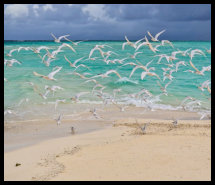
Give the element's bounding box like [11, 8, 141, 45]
[33, 4, 39, 17]
[4, 4, 29, 18]
[82, 4, 115, 22]
[42, 4, 56, 12]
[4, 4, 211, 41]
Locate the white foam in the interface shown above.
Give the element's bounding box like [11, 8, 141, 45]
[115, 77, 138, 85]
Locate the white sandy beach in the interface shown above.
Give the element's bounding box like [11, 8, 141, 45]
[4, 109, 211, 181]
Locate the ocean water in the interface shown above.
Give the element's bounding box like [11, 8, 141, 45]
[4, 41, 211, 121]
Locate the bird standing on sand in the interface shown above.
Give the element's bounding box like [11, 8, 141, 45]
[172, 119, 178, 127]
[55, 114, 63, 125]
[139, 122, 150, 134]
[71, 127, 75, 134]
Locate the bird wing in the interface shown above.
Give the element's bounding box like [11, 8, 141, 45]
[165, 80, 172, 89]
[106, 70, 121, 78]
[33, 71, 45, 78]
[47, 67, 62, 79]
[141, 72, 148, 80]
[62, 43, 76, 53]
[89, 47, 97, 58]
[58, 35, 70, 41]
[147, 31, 154, 40]
[146, 60, 153, 67]
[77, 92, 90, 98]
[73, 57, 85, 66]
[129, 66, 140, 78]
[134, 52, 142, 57]
[148, 43, 156, 53]
[135, 42, 145, 51]
[51, 33, 57, 40]
[64, 55, 73, 66]
[125, 36, 130, 43]
[157, 81, 163, 88]
[122, 42, 128, 50]
[155, 29, 165, 40]
[8, 49, 18, 55]
[189, 60, 199, 72]
[207, 86, 211, 94]
[151, 72, 161, 80]
[75, 64, 91, 71]
[200, 66, 211, 73]
[134, 38, 145, 45]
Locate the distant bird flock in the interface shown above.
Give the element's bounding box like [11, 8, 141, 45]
[4, 30, 211, 123]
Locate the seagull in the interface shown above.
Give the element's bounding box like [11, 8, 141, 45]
[198, 80, 211, 92]
[58, 43, 76, 53]
[83, 79, 99, 85]
[112, 100, 128, 112]
[112, 58, 128, 64]
[90, 108, 102, 119]
[180, 96, 196, 110]
[157, 80, 172, 94]
[17, 47, 31, 53]
[31, 46, 50, 54]
[71, 92, 90, 102]
[92, 84, 106, 94]
[129, 52, 143, 59]
[55, 114, 63, 125]
[189, 49, 206, 60]
[141, 71, 160, 80]
[147, 29, 165, 42]
[71, 127, 75, 134]
[91, 70, 121, 79]
[172, 119, 178, 127]
[33, 66, 62, 81]
[42, 57, 56, 67]
[122, 36, 144, 50]
[44, 48, 63, 59]
[89, 46, 103, 58]
[175, 61, 186, 72]
[64, 55, 85, 68]
[45, 85, 64, 96]
[139, 122, 150, 134]
[139, 36, 156, 53]
[6, 48, 18, 57]
[54, 99, 66, 110]
[4, 59, 22, 67]
[51, 33, 70, 43]
[163, 69, 175, 81]
[129, 61, 154, 79]
[67, 40, 86, 46]
[189, 60, 208, 75]
[4, 109, 17, 116]
[205, 47, 211, 54]
[207, 86, 211, 94]
[161, 40, 174, 48]
[72, 72, 89, 80]
[178, 48, 192, 56]
[198, 111, 211, 120]
[113, 88, 121, 98]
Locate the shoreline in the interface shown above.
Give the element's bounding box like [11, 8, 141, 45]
[4, 108, 208, 152]
[4, 109, 211, 181]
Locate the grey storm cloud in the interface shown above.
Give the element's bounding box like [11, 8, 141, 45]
[4, 4, 211, 40]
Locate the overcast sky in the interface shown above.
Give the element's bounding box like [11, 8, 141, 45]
[4, 4, 211, 41]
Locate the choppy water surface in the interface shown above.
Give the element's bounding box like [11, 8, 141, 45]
[4, 40, 211, 121]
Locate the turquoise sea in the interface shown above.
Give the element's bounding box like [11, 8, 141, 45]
[4, 41, 211, 121]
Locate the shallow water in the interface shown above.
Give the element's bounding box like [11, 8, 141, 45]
[4, 40, 211, 121]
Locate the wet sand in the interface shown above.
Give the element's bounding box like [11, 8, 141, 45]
[4, 109, 211, 181]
